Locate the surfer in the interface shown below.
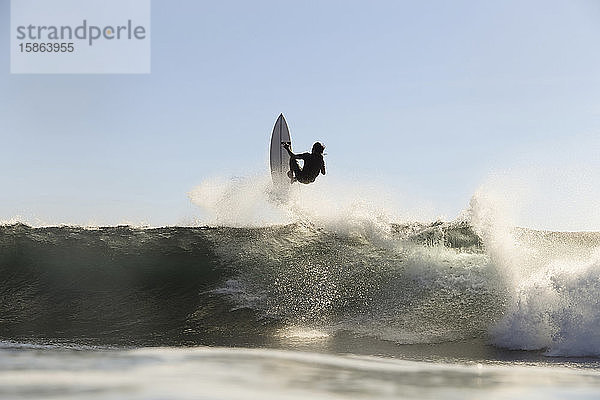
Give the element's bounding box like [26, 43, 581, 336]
[282, 142, 326, 184]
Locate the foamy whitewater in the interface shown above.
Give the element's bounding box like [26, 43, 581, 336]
[2, 174, 600, 399]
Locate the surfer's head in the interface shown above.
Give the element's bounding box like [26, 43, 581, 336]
[312, 142, 325, 154]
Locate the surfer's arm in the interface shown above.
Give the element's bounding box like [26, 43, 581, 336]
[321, 161, 326, 175]
[290, 152, 310, 160]
[283, 145, 297, 158]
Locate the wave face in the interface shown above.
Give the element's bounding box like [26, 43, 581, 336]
[0, 224, 228, 346]
[1, 216, 600, 357]
[0, 221, 498, 346]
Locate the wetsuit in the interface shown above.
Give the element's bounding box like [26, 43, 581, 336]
[289, 152, 326, 184]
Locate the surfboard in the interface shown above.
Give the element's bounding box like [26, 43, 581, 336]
[270, 113, 292, 187]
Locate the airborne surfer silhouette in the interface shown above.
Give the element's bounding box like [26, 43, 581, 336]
[282, 142, 326, 184]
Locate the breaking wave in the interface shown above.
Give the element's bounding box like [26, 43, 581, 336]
[0, 176, 599, 358]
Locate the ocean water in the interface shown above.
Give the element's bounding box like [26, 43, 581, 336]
[2, 178, 600, 398]
[2, 344, 600, 400]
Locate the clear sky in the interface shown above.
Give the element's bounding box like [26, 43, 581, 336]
[1, 0, 600, 229]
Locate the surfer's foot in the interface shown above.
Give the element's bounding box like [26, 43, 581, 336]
[281, 142, 291, 150]
[287, 170, 296, 183]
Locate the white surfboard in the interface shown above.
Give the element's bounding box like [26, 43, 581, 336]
[270, 114, 292, 188]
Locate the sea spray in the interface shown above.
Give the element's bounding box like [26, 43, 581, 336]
[470, 181, 600, 356]
[188, 173, 401, 246]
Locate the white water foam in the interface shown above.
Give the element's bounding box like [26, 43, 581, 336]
[470, 179, 600, 357]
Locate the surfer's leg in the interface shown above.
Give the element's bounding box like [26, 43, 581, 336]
[289, 158, 301, 183]
[289, 158, 301, 174]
